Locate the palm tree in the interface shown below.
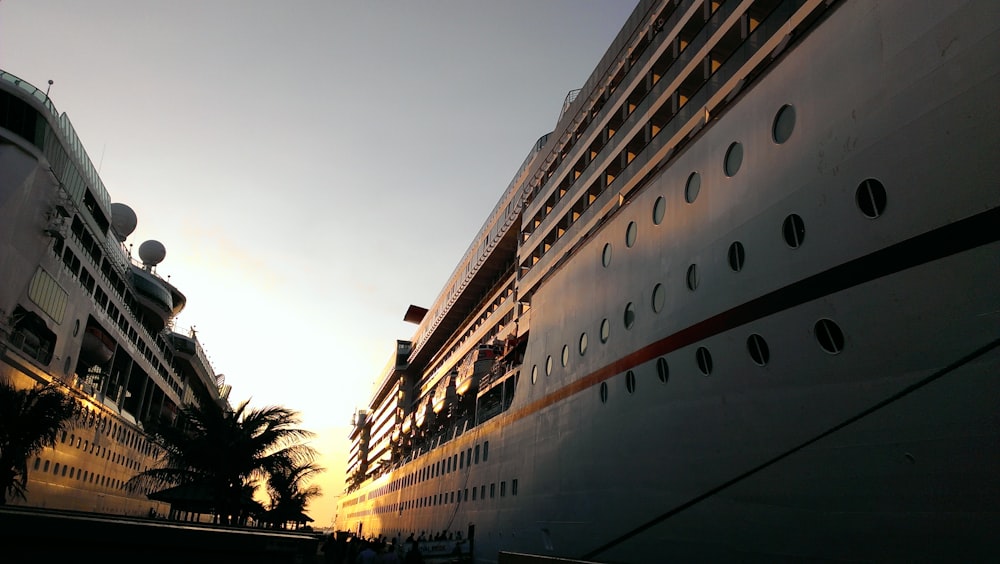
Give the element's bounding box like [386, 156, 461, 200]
[0, 379, 79, 504]
[264, 461, 323, 529]
[128, 398, 316, 525]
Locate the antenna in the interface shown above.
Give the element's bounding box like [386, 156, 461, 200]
[45, 80, 53, 98]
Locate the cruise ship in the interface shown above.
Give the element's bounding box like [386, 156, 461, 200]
[0, 71, 230, 515]
[339, 0, 1000, 560]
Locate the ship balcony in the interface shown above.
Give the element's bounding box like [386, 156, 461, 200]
[131, 266, 173, 330]
[169, 331, 216, 394]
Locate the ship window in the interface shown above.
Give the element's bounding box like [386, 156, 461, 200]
[561, 345, 569, 367]
[579, 332, 588, 356]
[512, 479, 519, 496]
[483, 441, 489, 461]
[772, 104, 796, 144]
[490, 483, 496, 498]
[724, 142, 743, 177]
[460, 451, 464, 469]
[467, 448, 472, 465]
[624, 302, 636, 329]
[656, 357, 669, 384]
[472, 487, 477, 501]
[652, 283, 665, 313]
[475, 445, 480, 464]
[43, 460, 50, 472]
[625, 370, 636, 394]
[747, 334, 770, 366]
[653, 196, 666, 225]
[602, 243, 613, 267]
[599, 382, 609, 404]
[600, 318, 610, 343]
[685, 172, 701, 203]
[481, 485, 486, 499]
[696, 347, 713, 375]
[33, 458, 40, 470]
[856, 178, 887, 219]
[531, 365, 538, 384]
[782, 214, 806, 248]
[815, 318, 845, 354]
[53, 463, 60, 475]
[464, 489, 469, 501]
[501, 481, 506, 497]
[453, 454, 458, 469]
[728, 241, 746, 271]
[626, 221, 637, 248]
[545, 355, 553, 376]
[686, 264, 699, 291]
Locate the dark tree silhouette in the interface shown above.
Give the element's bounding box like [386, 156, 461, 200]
[128, 398, 317, 525]
[0, 379, 78, 504]
[264, 460, 323, 529]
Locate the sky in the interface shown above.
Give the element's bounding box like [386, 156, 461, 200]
[0, 0, 639, 527]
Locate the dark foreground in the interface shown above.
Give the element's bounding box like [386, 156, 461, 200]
[0, 506, 323, 563]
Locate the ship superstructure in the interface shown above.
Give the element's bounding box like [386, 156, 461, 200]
[340, 0, 1000, 561]
[1, 70, 230, 515]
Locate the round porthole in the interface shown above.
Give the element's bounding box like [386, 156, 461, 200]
[600, 319, 610, 343]
[561, 345, 569, 367]
[815, 318, 845, 354]
[728, 241, 745, 272]
[696, 347, 713, 375]
[656, 357, 669, 384]
[602, 243, 612, 267]
[772, 104, 796, 144]
[856, 178, 887, 219]
[599, 382, 609, 404]
[626, 221, 637, 248]
[686, 264, 699, 291]
[782, 214, 805, 248]
[652, 196, 666, 225]
[724, 142, 743, 177]
[652, 283, 665, 313]
[579, 332, 588, 355]
[747, 333, 770, 366]
[624, 302, 636, 329]
[685, 172, 701, 204]
[546, 355, 553, 376]
[625, 370, 636, 394]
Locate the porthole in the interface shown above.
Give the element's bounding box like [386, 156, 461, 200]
[624, 302, 636, 329]
[686, 264, 699, 291]
[725, 241, 744, 272]
[685, 172, 701, 203]
[579, 333, 588, 355]
[652, 283, 665, 313]
[561, 345, 569, 367]
[600, 319, 610, 343]
[625, 370, 636, 394]
[772, 104, 796, 144]
[652, 196, 666, 225]
[815, 318, 845, 354]
[531, 365, 538, 384]
[856, 178, 887, 219]
[656, 357, 669, 383]
[724, 142, 743, 177]
[782, 214, 805, 248]
[545, 355, 553, 376]
[73, 319, 80, 337]
[626, 221, 637, 248]
[599, 382, 609, 404]
[64, 356, 72, 374]
[602, 243, 612, 267]
[747, 334, 770, 366]
[696, 347, 713, 375]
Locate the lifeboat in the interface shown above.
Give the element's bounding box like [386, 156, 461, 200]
[414, 397, 432, 428]
[401, 414, 413, 436]
[432, 370, 457, 414]
[79, 324, 116, 368]
[455, 344, 499, 396]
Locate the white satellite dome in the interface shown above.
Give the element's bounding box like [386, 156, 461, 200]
[138, 239, 166, 266]
[110, 203, 137, 241]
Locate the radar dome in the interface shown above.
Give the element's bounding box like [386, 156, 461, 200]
[138, 240, 166, 266]
[110, 203, 138, 241]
